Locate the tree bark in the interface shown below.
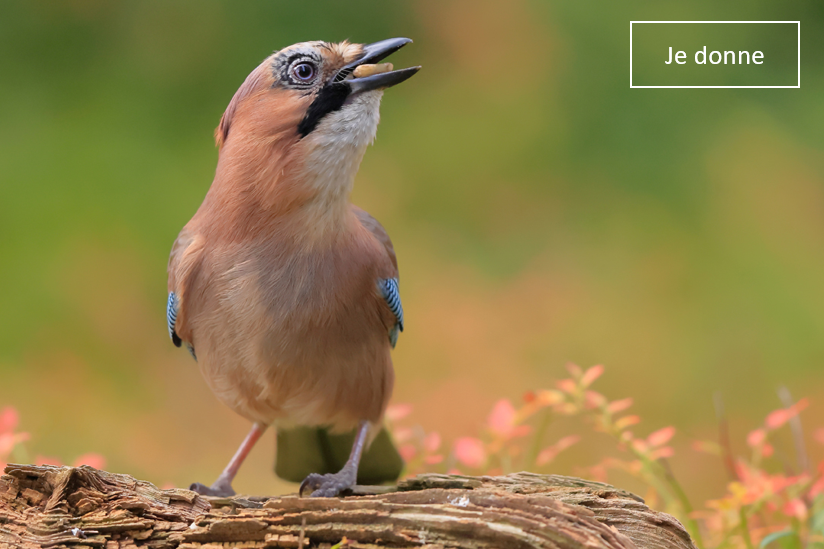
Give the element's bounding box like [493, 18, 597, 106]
[0, 464, 696, 549]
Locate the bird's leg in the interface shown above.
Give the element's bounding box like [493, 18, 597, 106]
[190, 422, 267, 497]
[300, 421, 370, 498]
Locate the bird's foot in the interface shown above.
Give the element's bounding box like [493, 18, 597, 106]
[189, 478, 236, 497]
[299, 468, 357, 498]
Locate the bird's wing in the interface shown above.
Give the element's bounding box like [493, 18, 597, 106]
[167, 226, 201, 354]
[352, 206, 398, 272]
[167, 292, 182, 347]
[378, 277, 403, 347]
[352, 206, 403, 347]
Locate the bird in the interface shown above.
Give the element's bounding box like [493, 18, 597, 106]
[166, 38, 419, 498]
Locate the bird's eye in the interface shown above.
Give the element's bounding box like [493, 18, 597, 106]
[292, 62, 316, 82]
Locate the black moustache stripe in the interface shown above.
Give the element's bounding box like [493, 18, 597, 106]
[297, 83, 350, 138]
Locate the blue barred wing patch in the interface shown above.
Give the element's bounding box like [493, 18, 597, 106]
[379, 278, 404, 348]
[167, 292, 182, 347]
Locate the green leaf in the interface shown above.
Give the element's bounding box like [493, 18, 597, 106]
[759, 530, 794, 549]
[812, 508, 824, 535]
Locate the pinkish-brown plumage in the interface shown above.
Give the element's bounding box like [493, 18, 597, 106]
[167, 38, 418, 497]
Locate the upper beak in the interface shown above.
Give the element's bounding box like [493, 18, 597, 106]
[336, 37, 421, 94]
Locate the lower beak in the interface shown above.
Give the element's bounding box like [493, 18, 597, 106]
[348, 66, 420, 94]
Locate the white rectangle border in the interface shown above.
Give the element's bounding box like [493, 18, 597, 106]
[629, 21, 800, 88]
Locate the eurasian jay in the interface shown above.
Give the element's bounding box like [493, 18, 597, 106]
[166, 38, 418, 497]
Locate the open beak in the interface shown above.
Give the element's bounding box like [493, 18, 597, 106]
[336, 37, 420, 94]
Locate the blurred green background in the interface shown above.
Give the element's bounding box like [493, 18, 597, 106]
[1, 1, 823, 501]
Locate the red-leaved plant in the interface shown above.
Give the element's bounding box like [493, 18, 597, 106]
[0, 406, 105, 471]
[386, 365, 824, 549]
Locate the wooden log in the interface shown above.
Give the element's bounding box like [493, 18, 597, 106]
[0, 464, 697, 549]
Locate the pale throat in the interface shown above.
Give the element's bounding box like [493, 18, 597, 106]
[297, 92, 383, 229]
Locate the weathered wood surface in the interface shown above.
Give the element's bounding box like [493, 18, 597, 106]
[0, 464, 697, 549]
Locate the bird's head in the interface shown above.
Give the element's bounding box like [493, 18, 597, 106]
[213, 38, 419, 204]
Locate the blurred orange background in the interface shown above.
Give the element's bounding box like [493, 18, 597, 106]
[1, 1, 822, 502]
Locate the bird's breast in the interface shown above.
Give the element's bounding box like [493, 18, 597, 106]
[191, 222, 394, 428]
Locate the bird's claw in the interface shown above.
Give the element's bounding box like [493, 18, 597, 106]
[189, 481, 236, 497]
[299, 471, 356, 498]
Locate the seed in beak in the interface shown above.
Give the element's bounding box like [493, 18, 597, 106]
[353, 63, 394, 78]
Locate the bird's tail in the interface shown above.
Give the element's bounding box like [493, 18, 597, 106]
[275, 425, 404, 485]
